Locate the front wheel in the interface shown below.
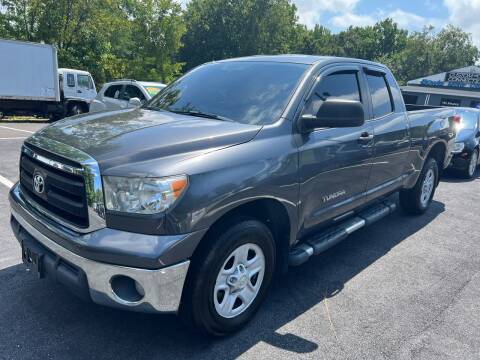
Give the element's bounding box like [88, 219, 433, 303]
[463, 148, 478, 179]
[180, 219, 276, 336]
[68, 103, 84, 117]
[400, 157, 439, 215]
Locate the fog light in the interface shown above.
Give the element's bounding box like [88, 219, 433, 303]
[110, 275, 144, 303]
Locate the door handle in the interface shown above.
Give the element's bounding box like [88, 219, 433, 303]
[77, 90, 82, 93]
[358, 132, 374, 143]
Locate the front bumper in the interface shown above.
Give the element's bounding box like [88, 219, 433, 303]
[9, 183, 199, 313]
[449, 151, 472, 170]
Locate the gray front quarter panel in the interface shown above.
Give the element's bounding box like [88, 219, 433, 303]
[164, 118, 300, 245]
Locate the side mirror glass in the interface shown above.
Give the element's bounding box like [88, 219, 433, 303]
[300, 99, 365, 132]
[128, 97, 142, 108]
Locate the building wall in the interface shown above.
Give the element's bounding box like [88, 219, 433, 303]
[402, 90, 480, 109]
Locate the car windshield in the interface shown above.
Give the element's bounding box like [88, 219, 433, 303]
[143, 85, 164, 97]
[145, 61, 309, 125]
[457, 111, 479, 130]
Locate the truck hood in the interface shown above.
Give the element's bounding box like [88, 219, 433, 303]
[35, 108, 262, 174]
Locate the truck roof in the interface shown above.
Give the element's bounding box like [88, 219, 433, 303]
[58, 68, 92, 75]
[218, 54, 386, 67]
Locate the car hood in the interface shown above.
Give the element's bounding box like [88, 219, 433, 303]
[455, 128, 476, 143]
[34, 108, 262, 175]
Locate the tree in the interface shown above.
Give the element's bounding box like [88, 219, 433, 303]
[334, 19, 408, 60]
[296, 24, 342, 56]
[0, 0, 185, 84]
[181, 0, 301, 70]
[382, 26, 479, 84]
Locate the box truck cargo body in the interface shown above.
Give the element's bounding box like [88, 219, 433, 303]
[0, 39, 96, 120]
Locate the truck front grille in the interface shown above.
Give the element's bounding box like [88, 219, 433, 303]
[19, 148, 89, 228]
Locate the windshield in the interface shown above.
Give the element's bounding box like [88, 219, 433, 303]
[143, 85, 164, 97]
[145, 61, 309, 125]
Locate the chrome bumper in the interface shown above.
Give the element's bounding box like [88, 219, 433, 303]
[11, 208, 190, 314]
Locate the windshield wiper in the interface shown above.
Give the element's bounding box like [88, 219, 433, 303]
[170, 110, 234, 122]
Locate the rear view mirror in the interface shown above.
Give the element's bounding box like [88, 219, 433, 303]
[300, 99, 365, 132]
[128, 97, 142, 108]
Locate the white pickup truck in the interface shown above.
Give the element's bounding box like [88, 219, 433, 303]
[0, 39, 96, 120]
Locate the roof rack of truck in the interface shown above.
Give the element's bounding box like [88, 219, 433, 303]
[112, 79, 137, 82]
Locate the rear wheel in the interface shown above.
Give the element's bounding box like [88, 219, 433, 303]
[180, 219, 275, 336]
[400, 157, 438, 215]
[463, 148, 478, 179]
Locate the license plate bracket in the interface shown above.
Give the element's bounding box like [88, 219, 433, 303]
[21, 242, 44, 279]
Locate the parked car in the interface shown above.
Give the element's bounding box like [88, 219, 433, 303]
[89, 79, 166, 113]
[0, 39, 96, 120]
[448, 108, 480, 178]
[10, 55, 456, 336]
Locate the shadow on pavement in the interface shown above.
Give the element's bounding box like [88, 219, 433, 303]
[0, 199, 445, 360]
[441, 168, 479, 183]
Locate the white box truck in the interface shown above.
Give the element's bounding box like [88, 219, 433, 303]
[0, 39, 97, 120]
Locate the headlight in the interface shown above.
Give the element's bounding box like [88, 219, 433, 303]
[452, 142, 465, 154]
[103, 175, 188, 214]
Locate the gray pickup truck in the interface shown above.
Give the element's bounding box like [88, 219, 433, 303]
[10, 55, 455, 336]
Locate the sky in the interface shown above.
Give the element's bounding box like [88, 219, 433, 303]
[180, 0, 480, 47]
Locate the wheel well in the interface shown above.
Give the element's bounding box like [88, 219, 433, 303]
[194, 199, 292, 275]
[428, 142, 446, 177]
[428, 143, 447, 185]
[67, 101, 88, 112]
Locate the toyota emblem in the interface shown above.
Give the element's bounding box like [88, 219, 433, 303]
[33, 173, 45, 194]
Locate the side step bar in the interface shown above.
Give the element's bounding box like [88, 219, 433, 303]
[289, 200, 397, 266]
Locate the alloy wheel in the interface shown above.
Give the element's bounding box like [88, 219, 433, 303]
[420, 168, 435, 207]
[213, 243, 265, 319]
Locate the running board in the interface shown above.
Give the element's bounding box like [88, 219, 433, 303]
[289, 200, 397, 266]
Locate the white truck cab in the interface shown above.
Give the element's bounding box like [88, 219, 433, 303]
[58, 68, 97, 115]
[0, 39, 97, 120]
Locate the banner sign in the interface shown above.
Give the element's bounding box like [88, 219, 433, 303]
[445, 72, 480, 85]
[419, 71, 480, 89]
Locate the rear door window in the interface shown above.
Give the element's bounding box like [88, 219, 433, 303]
[366, 73, 393, 118]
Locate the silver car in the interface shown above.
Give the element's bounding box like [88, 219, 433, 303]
[89, 79, 166, 113]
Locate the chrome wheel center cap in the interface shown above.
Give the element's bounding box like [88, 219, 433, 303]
[227, 264, 249, 290]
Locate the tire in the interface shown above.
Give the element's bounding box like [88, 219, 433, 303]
[400, 157, 438, 215]
[180, 219, 276, 336]
[68, 103, 83, 117]
[462, 148, 478, 179]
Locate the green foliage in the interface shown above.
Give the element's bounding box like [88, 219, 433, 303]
[181, 0, 301, 70]
[380, 25, 480, 84]
[0, 0, 185, 84]
[0, 0, 479, 86]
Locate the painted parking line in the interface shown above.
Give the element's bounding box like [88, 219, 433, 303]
[0, 174, 14, 189]
[0, 137, 27, 140]
[0, 125, 34, 134]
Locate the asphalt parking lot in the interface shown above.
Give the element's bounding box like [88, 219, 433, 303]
[0, 122, 479, 360]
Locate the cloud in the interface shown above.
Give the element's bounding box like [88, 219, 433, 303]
[383, 9, 443, 30]
[330, 12, 376, 28]
[294, 1, 442, 31]
[443, 0, 480, 47]
[293, 0, 359, 28]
